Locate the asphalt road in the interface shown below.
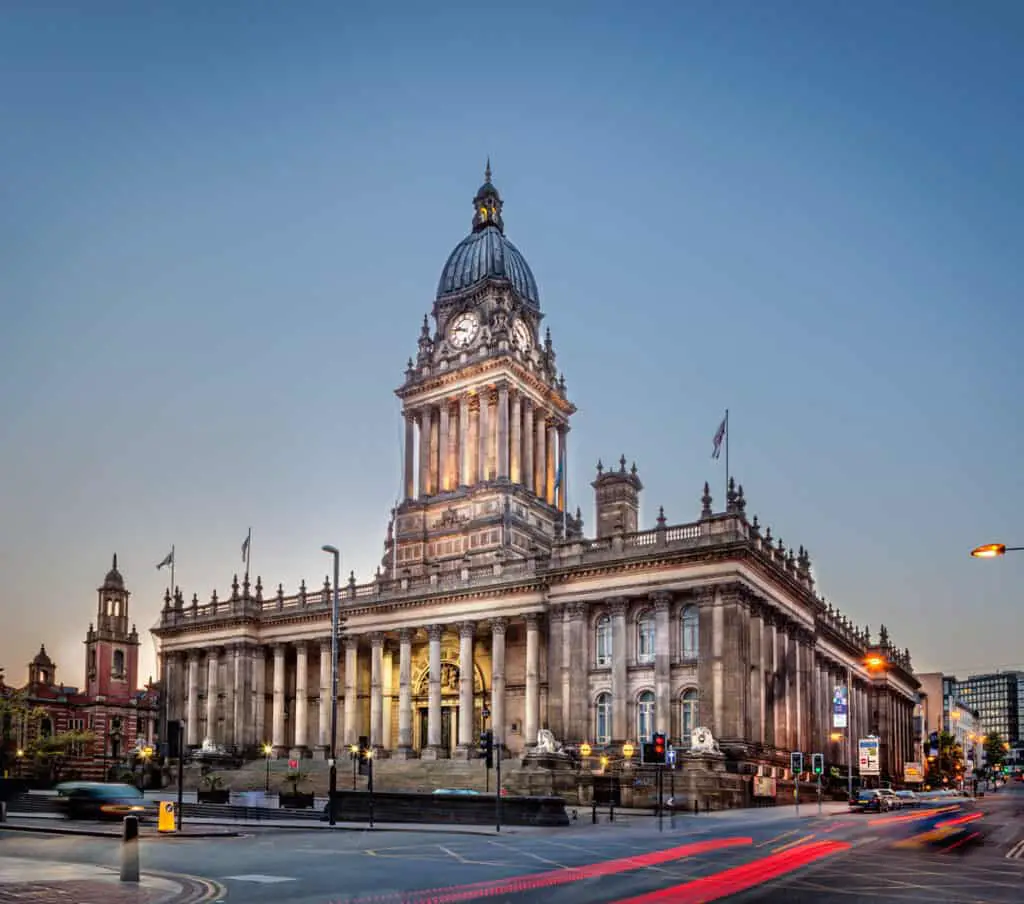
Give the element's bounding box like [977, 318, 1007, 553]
[2, 787, 1023, 902]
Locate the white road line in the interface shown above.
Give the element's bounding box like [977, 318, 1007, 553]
[1005, 839, 1024, 860]
[224, 874, 297, 883]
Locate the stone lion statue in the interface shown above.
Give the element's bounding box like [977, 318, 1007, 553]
[536, 728, 563, 753]
[690, 726, 721, 753]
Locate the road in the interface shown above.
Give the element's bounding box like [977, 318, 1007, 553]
[2, 786, 1022, 902]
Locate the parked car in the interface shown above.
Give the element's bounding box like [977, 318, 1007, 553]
[59, 782, 154, 821]
[849, 789, 900, 812]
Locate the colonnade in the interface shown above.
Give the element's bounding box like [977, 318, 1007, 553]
[403, 386, 567, 510]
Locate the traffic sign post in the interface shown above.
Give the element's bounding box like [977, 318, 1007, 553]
[791, 752, 803, 816]
[811, 752, 824, 815]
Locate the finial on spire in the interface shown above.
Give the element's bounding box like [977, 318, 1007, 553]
[112, 553, 117, 570]
[485, 156, 492, 183]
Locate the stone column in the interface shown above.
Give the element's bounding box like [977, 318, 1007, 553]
[252, 647, 266, 746]
[545, 420, 557, 504]
[567, 602, 588, 741]
[404, 413, 416, 500]
[418, 407, 432, 498]
[762, 615, 775, 748]
[557, 427, 568, 512]
[610, 599, 628, 744]
[525, 614, 541, 745]
[423, 624, 445, 759]
[522, 399, 534, 492]
[343, 636, 358, 746]
[186, 652, 200, 746]
[438, 403, 451, 492]
[382, 648, 394, 751]
[510, 390, 522, 484]
[490, 619, 507, 750]
[317, 640, 332, 756]
[369, 633, 384, 751]
[652, 592, 671, 737]
[272, 644, 287, 754]
[791, 635, 802, 751]
[459, 394, 471, 486]
[775, 625, 788, 750]
[497, 384, 510, 479]
[478, 389, 491, 482]
[557, 604, 570, 740]
[205, 650, 219, 745]
[456, 621, 476, 755]
[293, 641, 309, 754]
[395, 628, 415, 758]
[534, 410, 546, 497]
[232, 644, 247, 748]
[749, 600, 764, 745]
[711, 591, 725, 738]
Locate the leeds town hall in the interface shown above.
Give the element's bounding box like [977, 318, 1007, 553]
[153, 168, 919, 791]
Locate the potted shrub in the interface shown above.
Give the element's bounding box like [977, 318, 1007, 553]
[279, 770, 314, 809]
[198, 773, 230, 804]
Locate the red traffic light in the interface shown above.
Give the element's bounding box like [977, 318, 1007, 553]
[653, 733, 666, 761]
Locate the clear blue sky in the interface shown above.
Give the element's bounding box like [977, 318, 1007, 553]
[2, 1, 1021, 687]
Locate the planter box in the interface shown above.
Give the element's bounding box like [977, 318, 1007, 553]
[280, 792, 315, 809]
[197, 789, 230, 804]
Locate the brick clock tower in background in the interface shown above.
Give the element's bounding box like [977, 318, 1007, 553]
[84, 554, 140, 702]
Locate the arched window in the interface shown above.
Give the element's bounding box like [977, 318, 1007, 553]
[681, 606, 699, 660]
[595, 693, 612, 744]
[595, 616, 612, 666]
[113, 650, 125, 677]
[637, 691, 655, 741]
[681, 688, 699, 742]
[636, 611, 655, 664]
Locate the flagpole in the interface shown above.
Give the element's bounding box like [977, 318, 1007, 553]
[170, 545, 175, 602]
[724, 408, 730, 504]
[245, 528, 251, 579]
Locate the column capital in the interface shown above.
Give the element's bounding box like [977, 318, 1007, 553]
[607, 597, 629, 617]
[293, 639, 308, 652]
[187, 650, 201, 664]
[369, 631, 386, 647]
[319, 638, 332, 652]
[427, 623, 445, 642]
[649, 590, 672, 611]
[488, 617, 509, 635]
[567, 601, 587, 620]
[458, 620, 476, 639]
[271, 642, 288, 654]
[344, 634, 359, 652]
[695, 586, 716, 606]
[206, 647, 222, 660]
[525, 613, 543, 631]
[397, 627, 416, 643]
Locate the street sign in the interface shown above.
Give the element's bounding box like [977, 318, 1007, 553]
[666, 748, 677, 766]
[858, 737, 880, 775]
[903, 762, 923, 783]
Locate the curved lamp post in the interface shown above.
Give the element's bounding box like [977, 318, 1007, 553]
[971, 543, 1023, 558]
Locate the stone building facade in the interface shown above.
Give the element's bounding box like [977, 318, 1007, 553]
[152, 168, 919, 783]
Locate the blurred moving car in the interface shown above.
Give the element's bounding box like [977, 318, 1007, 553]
[59, 782, 154, 821]
[849, 789, 902, 812]
[895, 790, 920, 807]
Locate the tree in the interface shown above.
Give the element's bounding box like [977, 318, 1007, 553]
[28, 730, 96, 783]
[924, 731, 964, 788]
[984, 733, 1008, 771]
[0, 686, 47, 777]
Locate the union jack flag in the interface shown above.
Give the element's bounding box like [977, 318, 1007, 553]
[712, 415, 727, 460]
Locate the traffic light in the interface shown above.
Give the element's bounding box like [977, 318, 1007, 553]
[478, 730, 493, 769]
[790, 751, 804, 776]
[812, 753, 824, 775]
[652, 733, 667, 764]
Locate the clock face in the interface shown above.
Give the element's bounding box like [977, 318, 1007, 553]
[511, 318, 532, 351]
[448, 312, 480, 349]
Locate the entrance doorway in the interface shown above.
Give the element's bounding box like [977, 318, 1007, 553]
[417, 706, 458, 753]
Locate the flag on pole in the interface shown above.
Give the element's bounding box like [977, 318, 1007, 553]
[554, 451, 565, 491]
[156, 550, 174, 570]
[241, 530, 251, 563]
[712, 414, 727, 460]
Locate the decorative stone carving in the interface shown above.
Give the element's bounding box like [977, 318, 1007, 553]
[427, 624, 445, 642]
[689, 726, 722, 754]
[607, 597, 628, 617]
[458, 620, 476, 639]
[489, 617, 508, 635]
[650, 590, 672, 612]
[536, 728, 562, 753]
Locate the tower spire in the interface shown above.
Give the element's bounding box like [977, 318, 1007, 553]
[485, 156, 492, 183]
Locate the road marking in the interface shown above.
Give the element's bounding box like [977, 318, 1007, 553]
[1006, 839, 1024, 860]
[224, 874, 297, 883]
[757, 829, 800, 848]
[772, 833, 815, 853]
[488, 840, 568, 869]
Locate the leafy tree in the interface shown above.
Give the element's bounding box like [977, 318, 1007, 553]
[984, 733, 1008, 770]
[0, 686, 47, 777]
[924, 731, 964, 788]
[28, 730, 96, 783]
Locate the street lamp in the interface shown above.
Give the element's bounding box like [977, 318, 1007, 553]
[322, 544, 341, 827]
[262, 742, 272, 792]
[971, 543, 1023, 558]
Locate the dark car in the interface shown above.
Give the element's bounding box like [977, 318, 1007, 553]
[849, 789, 896, 812]
[60, 783, 153, 821]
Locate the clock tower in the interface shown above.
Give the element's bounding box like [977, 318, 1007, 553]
[387, 165, 576, 578]
[84, 554, 140, 701]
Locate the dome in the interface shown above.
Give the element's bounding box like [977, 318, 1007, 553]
[435, 162, 540, 309]
[437, 228, 539, 308]
[102, 553, 124, 590]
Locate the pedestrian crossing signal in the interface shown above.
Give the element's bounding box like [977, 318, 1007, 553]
[812, 753, 824, 775]
[790, 751, 804, 776]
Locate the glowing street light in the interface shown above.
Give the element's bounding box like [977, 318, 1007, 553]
[971, 543, 1023, 558]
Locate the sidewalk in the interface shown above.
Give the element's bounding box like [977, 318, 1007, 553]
[0, 856, 217, 903]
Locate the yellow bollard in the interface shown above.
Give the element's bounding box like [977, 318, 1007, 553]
[157, 801, 177, 833]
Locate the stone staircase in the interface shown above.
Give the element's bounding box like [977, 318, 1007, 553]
[186, 756, 574, 799]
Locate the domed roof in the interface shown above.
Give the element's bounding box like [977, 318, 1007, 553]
[102, 553, 124, 590]
[32, 644, 53, 667]
[436, 163, 540, 309]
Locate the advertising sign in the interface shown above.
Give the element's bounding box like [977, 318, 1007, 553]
[753, 776, 777, 798]
[903, 762, 924, 783]
[832, 686, 849, 729]
[858, 737, 880, 775]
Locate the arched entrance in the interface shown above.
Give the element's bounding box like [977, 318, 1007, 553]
[412, 660, 487, 753]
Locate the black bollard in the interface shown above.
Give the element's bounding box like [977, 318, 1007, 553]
[609, 805, 614, 822]
[592, 802, 597, 824]
[120, 815, 140, 883]
[694, 799, 699, 815]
